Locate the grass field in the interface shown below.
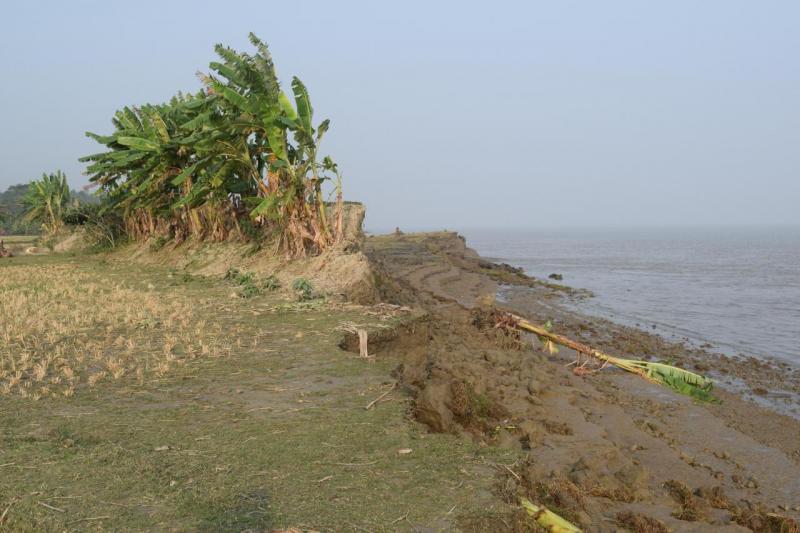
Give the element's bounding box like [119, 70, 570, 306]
[0, 254, 514, 531]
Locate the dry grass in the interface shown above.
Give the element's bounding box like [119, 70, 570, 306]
[526, 476, 586, 525]
[615, 511, 669, 533]
[587, 483, 636, 503]
[730, 506, 799, 533]
[0, 263, 232, 399]
[663, 479, 705, 522]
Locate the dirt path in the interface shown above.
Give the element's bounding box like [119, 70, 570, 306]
[366, 231, 800, 531]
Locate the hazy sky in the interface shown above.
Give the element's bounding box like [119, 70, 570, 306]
[1, 1, 798, 231]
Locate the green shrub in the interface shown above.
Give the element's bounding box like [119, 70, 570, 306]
[224, 269, 280, 298]
[292, 278, 315, 301]
[224, 268, 254, 285]
[263, 275, 280, 291]
[149, 235, 168, 251]
[239, 283, 261, 299]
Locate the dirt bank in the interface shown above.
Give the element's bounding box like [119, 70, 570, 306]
[110, 203, 380, 304]
[364, 231, 800, 531]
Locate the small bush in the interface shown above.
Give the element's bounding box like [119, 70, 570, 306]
[239, 283, 261, 299]
[292, 278, 315, 301]
[262, 275, 280, 291]
[224, 269, 280, 298]
[224, 268, 254, 285]
[63, 202, 127, 250]
[149, 235, 168, 251]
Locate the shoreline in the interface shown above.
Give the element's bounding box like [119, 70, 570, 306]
[496, 282, 800, 422]
[460, 226, 799, 365]
[512, 279, 796, 368]
[472, 240, 800, 421]
[366, 230, 800, 527]
[366, 228, 800, 423]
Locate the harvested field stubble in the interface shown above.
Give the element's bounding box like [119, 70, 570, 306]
[0, 262, 230, 399]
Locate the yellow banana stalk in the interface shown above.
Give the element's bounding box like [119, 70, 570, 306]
[520, 498, 582, 532]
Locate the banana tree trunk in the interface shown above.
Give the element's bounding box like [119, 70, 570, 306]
[512, 315, 616, 365]
[334, 175, 343, 243]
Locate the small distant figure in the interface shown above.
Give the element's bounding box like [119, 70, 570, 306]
[394, 227, 404, 236]
[0, 240, 12, 258]
[548, 273, 563, 281]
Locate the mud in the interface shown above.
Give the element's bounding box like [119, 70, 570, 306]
[361, 231, 800, 532]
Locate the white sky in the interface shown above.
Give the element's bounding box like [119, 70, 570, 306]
[1, 1, 798, 230]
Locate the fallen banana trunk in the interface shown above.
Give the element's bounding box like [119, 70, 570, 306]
[507, 313, 719, 403]
[520, 498, 582, 532]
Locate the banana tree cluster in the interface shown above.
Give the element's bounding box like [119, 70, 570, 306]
[81, 34, 343, 256]
[23, 171, 72, 235]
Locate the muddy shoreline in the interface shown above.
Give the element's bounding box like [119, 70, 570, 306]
[499, 282, 800, 420]
[365, 231, 800, 531]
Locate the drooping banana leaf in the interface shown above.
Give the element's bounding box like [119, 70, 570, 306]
[621, 360, 717, 402]
[116, 136, 160, 152]
[291, 77, 313, 132]
[278, 91, 298, 121]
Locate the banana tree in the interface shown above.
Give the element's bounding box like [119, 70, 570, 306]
[23, 171, 71, 235]
[81, 34, 344, 256]
[201, 33, 343, 255]
[81, 93, 221, 240]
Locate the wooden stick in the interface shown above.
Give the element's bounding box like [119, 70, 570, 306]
[365, 383, 396, 410]
[68, 516, 110, 525]
[357, 329, 369, 358]
[501, 464, 521, 481]
[37, 501, 65, 513]
[329, 461, 378, 467]
[0, 498, 17, 524]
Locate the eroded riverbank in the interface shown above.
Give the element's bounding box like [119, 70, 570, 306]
[366, 231, 800, 531]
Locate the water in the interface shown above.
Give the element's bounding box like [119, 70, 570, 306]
[462, 226, 800, 364]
